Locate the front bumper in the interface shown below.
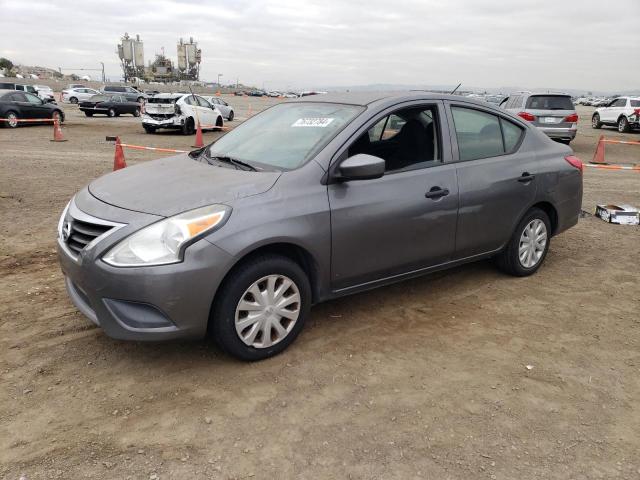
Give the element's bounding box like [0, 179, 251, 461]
[57, 194, 234, 341]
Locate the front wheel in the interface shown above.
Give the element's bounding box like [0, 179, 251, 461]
[143, 125, 156, 134]
[133, 108, 141, 117]
[228, 110, 234, 121]
[210, 254, 311, 361]
[215, 116, 224, 131]
[592, 113, 602, 129]
[52, 110, 64, 124]
[618, 116, 630, 133]
[496, 208, 551, 277]
[84, 111, 93, 117]
[69, 97, 78, 104]
[108, 108, 116, 118]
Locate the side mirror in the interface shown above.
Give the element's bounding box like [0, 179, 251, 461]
[337, 154, 385, 181]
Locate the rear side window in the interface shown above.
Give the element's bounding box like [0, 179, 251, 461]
[631, 100, 640, 107]
[526, 95, 573, 110]
[452, 106, 524, 161]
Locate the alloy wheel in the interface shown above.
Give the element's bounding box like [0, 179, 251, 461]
[518, 219, 547, 268]
[7, 112, 18, 128]
[234, 274, 301, 349]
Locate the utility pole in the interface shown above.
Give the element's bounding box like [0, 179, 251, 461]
[217, 73, 223, 87]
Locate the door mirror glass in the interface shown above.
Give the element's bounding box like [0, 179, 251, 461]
[338, 154, 385, 181]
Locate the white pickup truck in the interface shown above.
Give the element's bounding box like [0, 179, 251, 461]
[592, 96, 640, 133]
[142, 93, 224, 135]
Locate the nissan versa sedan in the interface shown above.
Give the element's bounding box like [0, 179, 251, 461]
[57, 92, 583, 360]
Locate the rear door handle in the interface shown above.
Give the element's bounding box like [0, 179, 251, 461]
[425, 187, 450, 199]
[518, 172, 536, 183]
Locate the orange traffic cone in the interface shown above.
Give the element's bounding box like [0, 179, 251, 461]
[113, 137, 127, 171]
[192, 121, 204, 148]
[591, 135, 606, 164]
[215, 90, 221, 96]
[50, 118, 67, 142]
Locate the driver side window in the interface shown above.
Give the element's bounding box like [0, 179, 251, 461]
[24, 92, 42, 105]
[348, 106, 440, 173]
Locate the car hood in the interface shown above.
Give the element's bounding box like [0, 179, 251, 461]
[88, 154, 281, 217]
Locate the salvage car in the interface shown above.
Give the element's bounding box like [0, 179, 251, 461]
[142, 93, 224, 134]
[202, 95, 234, 120]
[592, 96, 640, 132]
[79, 94, 142, 117]
[500, 92, 578, 144]
[0, 90, 64, 127]
[57, 92, 583, 360]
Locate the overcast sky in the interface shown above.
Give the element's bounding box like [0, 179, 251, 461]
[1, 0, 638, 92]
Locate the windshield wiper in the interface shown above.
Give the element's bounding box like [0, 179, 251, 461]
[208, 155, 258, 171]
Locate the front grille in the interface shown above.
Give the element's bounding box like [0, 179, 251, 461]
[66, 218, 113, 254]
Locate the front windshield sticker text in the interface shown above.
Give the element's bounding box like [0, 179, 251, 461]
[291, 117, 335, 128]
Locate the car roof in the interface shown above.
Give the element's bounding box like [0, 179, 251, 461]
[290, 91, 497, 109]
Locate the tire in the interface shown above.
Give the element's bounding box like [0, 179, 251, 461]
[133, 108, 141, 117]
[591, 113, 602, 129]
[70, 97, 78, 104]
[496, 207, 551, 277]
[618, 116, 630, 133]
[143, 125, 156, 134]
[4, 110, 18, 128]
[228, 110, 234, 121]
[182, 117, 195, 135]
[215, 116, 224, 131]
[84, 111, 94, 117]
[108, 108, 116, 118]
[52, 110, 64, 124]
[210, 254, 312, 361]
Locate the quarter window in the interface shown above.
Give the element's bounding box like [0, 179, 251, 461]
[451, 106, 523, 161]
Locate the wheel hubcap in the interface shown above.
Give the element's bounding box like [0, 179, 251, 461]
[235, 274, 301, 349]
[518, 219, 547, 268]
[8, 113, 17, 127]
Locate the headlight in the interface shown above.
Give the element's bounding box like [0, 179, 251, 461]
[58, 200, 71, 239]
[102, 204, 230, 267]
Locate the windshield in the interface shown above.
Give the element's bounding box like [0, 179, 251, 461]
[208, 102, 364, 170]
[526, 95, 574, 110]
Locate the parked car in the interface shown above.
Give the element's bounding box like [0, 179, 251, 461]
[101, 85, 147, 103]
[57, 92, 583, 360]
[202, 96, 234, 121]
[267, 91, 281, 97]
[62, 87, 101, 104]
[500, 92, 577, 144]
[592, 97, 640, 132]
[0, 83, 56, 103]
[65, 83, 87, 90]
[0, 82, 16, 90]
[33, 84, 55, 102]
[248, 90, 265, 97]
[142, 93, 224, 134]
[282, 92, 299, 98]
[234, 91, 246, 96]
[79, 94, 142, 117]
[0, 90, 64, 127]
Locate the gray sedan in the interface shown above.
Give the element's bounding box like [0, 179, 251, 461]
[203, 96, 234, 121]
[57, 92, 583, 360]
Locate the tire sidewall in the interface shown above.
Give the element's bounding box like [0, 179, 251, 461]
[592, 114, 600, 129]
[618, 117, 628, 132]
[211, 256, 311, 361]
[6, 111, 18, 128]
[108, 108, 116, 117]
[510, 209, 551, 276]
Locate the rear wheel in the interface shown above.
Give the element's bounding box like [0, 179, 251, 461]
[228, 110, 234, 121]
[215, 116, 224, 131]
[591, 113, 602, 129]
[182, 117, 195, 135]
[69, 97, 78, 104]
[133, 108, 141, 117]
[496, 208, 551, 277]
[210, 254, 311, 361]
[618, 116, 630, 133]
[108, 108, 116, 118]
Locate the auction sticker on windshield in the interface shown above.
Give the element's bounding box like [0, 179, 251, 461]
[291, 118, 335, 127]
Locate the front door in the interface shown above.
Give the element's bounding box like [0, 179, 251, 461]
[447, 103, 537, 258]
[328, 102, 459, 291]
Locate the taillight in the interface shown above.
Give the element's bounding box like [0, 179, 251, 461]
[563, 113, 579, 123]
[565, 155, 583, 174]
[633, 108, 640, 116]
[518, 111, 535, 122]
[175, 104, 181, 114]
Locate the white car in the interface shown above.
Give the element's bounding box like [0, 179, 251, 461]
[62, 87, 101, 104]
[34, 85, 55, 102]
[202, 96, 234, 121]
[592, 96, 640, 133]
[142, 93, 224, 134]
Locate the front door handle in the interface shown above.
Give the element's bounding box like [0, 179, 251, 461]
[518, 172, 536, 183]
[425, 186, 450, 199]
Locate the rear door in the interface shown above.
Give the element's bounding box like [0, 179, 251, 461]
[11, 92, 36, 118]
[446, 102, 537, 258]
[526, 95, 576, 128]
[24, 92, 50, 119]
[196, 95, 216, 125]
[328, 101, 459, 290]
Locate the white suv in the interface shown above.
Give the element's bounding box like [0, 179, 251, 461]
[62, 87, 101, 104]
[592, 96, 640, 133]
[142, 93, 224, 134]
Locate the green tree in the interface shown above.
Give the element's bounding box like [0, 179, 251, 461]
[0, 57, 14, 71]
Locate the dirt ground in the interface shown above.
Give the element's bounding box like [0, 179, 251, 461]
[1, 99, 639, 480]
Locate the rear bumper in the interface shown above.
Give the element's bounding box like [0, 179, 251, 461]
[142, 115, 184, 128]
[537, 126, 577, 141]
